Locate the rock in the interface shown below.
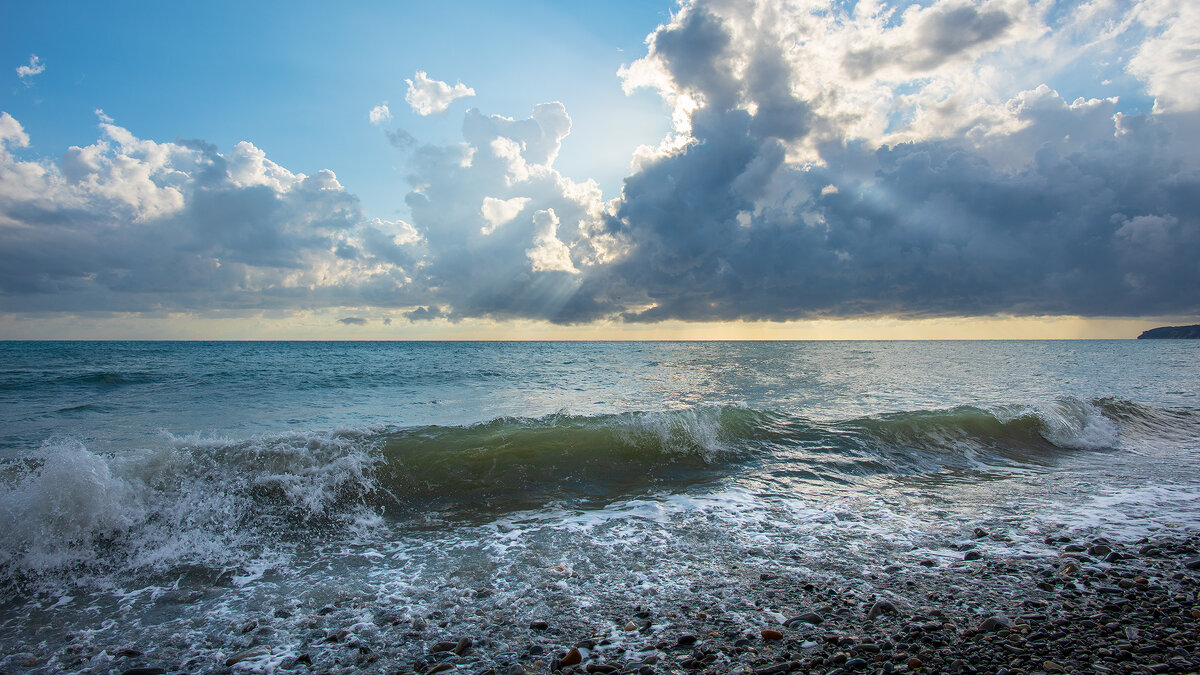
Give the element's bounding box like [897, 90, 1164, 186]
[919, 559, 937, 567]
[561, 647, 582, 667]
[1063, 544, 1088, 552]
[964, 551, 983, 561]
[844, 657, 869, 670]
[978, 616, 1010, 632]
[761, 629, 784, 640]
[454, 637, 473, 655]
[1058, 562, 1079, 575]
[907, 657, 923, 669]
[122, 669, 167, 675]
[225, 649, 268, 667]
[972, 527, 989, 539]
[867, 600, 897, 619]
[430, 641, 458, 653]
[624, 621, 638, 631]
[413, 617, 428, 630]
[753, 662, 798, 675]
[1089, 544, 1112, 556]
[1105, 551, 1125, 563]
[1043, 661, 1066, 673]
[530, 621, 549, 630]
[426, 663, 455, 674]
[586, 664, 618, 674]
[784, 612, 823, 626]
[676, 634, 698, 646]
[1184, 558, 1200, 570]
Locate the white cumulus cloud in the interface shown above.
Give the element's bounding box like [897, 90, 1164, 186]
[405, 71, 476, 116]
[368, 102, 392, 125]
[0, 112, 424, 314]
[526, 209, 579, 274]
[16, 54, 44, 84]
[480, 196, 532, 235]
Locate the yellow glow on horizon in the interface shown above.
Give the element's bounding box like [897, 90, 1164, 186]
[1, 310, 1191, 340]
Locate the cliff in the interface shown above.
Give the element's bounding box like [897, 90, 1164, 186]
[1137, 324, 1200, 339]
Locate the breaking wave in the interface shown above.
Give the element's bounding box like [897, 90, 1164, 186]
[0, 398, 1191, 585]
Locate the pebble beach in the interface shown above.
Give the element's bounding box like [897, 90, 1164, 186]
[13, 528, 1200, 675]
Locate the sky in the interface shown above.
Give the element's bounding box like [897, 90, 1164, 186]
[1, 0, 1198, 339]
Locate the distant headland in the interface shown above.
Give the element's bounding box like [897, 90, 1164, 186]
[1137, 324, 1200, 339]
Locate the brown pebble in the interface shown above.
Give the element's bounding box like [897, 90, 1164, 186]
[761, 629, 783, 640]
[1044, 661, 1066, 673]
[907, 657, 923, 669]
[623, 621, 637, 631]
[561, 647, 582, 667]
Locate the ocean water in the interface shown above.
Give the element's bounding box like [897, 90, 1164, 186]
[1, 340, 1198, 672]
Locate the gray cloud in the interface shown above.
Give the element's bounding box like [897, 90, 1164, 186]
[2, 0, 1198, 328]
[844, 1, 1017, 78]
[337, 317, 368, 325]
[593, 0, 1200, 323]
[0, 115, 421, 315]
[386, 128, 416, 150]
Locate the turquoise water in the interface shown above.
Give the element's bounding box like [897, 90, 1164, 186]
[0, 340, 1198, 672]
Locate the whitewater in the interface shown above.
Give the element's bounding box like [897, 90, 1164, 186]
[0, 340, 1198, 673]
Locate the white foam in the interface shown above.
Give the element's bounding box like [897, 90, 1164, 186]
[1035, 398, 1120, 451]
[0, 430, 386, 582]
[0, 439, 144, 572]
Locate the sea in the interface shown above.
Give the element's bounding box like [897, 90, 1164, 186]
[1, 340, 1198, 673]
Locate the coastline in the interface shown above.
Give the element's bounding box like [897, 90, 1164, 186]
[17, 528, 1200, 675]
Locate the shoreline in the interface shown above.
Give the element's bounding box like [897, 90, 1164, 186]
[484, 530, 1200, 675]
[25, 527, 1197, 675]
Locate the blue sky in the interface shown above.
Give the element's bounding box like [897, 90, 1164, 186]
[2, 0, 675, 216]
[1, 0, 1198, 338]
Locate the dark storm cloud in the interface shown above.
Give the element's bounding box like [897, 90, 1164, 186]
[590, 0, 1200, 323]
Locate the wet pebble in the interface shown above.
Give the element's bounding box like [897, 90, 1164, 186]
[867, 600, 897, 618]
[785, 611, 823, 626]
[561, 647, 582, 667]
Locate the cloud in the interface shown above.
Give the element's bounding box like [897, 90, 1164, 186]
[480, 196, 531, 235]
[337, 316, 368, 325]
[590, 0, 1200, 323]
[1128, 0, 1200, 112]
[395, 102, 615, 322]
[526, 209, 579, 274]
[368, 103, 392, 125]
[386, 128, 417, 150]
[405, 71, 476, 116]
[4, 0, 1200, 329]
[16, 54, 44, 84]
[0, 112, 424, 314]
